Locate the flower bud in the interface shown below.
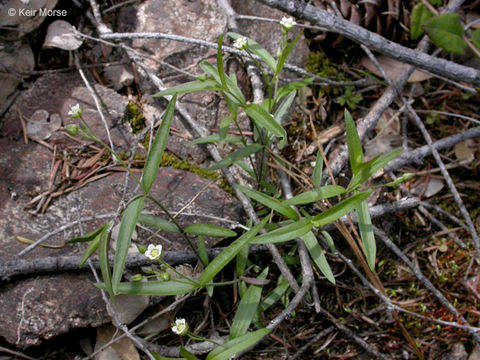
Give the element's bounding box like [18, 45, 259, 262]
[64, 124, 79, 136]
[131, 274, 143, 282]
[161, 272, 171, 281]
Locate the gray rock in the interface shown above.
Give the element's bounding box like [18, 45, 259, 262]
[0, 135, 242, 347]
[2, 72, 136, 153]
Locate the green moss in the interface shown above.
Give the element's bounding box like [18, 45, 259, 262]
[127, 101, 146, 135]
[160, 152, 234, 195]
[305, 51, 339, 78]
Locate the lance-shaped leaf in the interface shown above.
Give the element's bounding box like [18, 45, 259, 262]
[138, 213, 179, 233]
[275, 30, 303, 77]
[410, 3, 433, 40]
[347, 149, 402, 192]
[251, 219, 312, 244]
[198, 217, 268, 286]
[142, 95, 177, 192]
[112, 196, 145, 294]
[77, 222, 113, 267]
[184, 223, 236, 238]
[344, 109, 364, 174]
[153, 79, 222, 98]
[227, 32, 277, 72]
[423, 14, 467, 54]
[206, 328, 271, 360]
[209, 144, 263, 171]
[273, 91, 296, 126]
[301, 231, 335, 284]
[312, 151, 323, 188]
[274, 78, 314, 103]
[98, 279, 197, 296]
[66, 223, 108, 244]
[236, 184, 299, 220]
[189, 134, 242, 146]
[245, 104, 287, 148]
[98, 225, 113, 299]
[311, 191, 372, 228]
[217, 34, 227, 89]
[282, 185, 345, 206]
[258, 276, 290, 313]
[357, 198, 376, 270]
[230, 267, 268, 339]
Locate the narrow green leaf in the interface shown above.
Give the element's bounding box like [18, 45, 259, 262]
[184, 223, 236, 238]
[142, 95, 177, 192]
[282, 185, 346, 206]
[274, 78, 314, 104]
[208, 144, 263, 171]
[79, 222, 113, 267]
[344, 109, 364, 174]
[472, 30, 480, 52]
[410, 3, 433, 40]
[230, 267, 268, 339]
[227, 32, 277, 72]
[273, 91, 296, 125]
[219, 115, 233, 141]
[198, 217, 268, 286]
[200, 61, 222, 84]
[301, 231, 335, 284]
[321, 230, 335, 252]
[189, 134, 242, 146]
[97, 279, 197, 296]
[423, 14, 467, 54]
[112, 196, 145, 294]
[197, 235, 209, 266]
[347, 149, 402, 191]
[138, 213, 180, 233]
[251, 219, 312, 244]
[236, 184, 299, 221]
[206, 328, 271, 360]
[217, 34, 227, 89]
[311, 191, 372, 227]
[79, 234, 101, 267]
[66, 224, 107, 244]
[356, 198, 376, 270]
[258, 276, 289, 313]
[153, 79, 222, 98]
[275, 31, 304, 77]
[312, 151, 323, 188]
[98, 226, 113, 299]
[245, 104, 287, 148]
[235, 244, 249, 277]
[180, 347, 200, 360]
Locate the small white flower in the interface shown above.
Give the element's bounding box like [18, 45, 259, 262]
[280, 17, 296, 30]
[68, 104, 83, 118]
[145, 244, 163, 260]
[233, 37, 248, 50]
[171, 318, 188, 335]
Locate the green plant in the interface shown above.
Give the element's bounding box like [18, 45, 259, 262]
[64, 21, 405, 359]
[410, 3, 480, 57]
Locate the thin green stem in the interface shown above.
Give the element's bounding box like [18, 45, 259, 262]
[146, 195, 204, 265]
[159, 259, 199, 286]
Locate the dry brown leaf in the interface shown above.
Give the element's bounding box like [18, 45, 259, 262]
[361, 55, 432, 83]
[454, 139, 475, 162]
[95, 324, 140, 360]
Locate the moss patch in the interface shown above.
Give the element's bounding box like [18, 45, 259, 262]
[127, 101, 146, 135]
